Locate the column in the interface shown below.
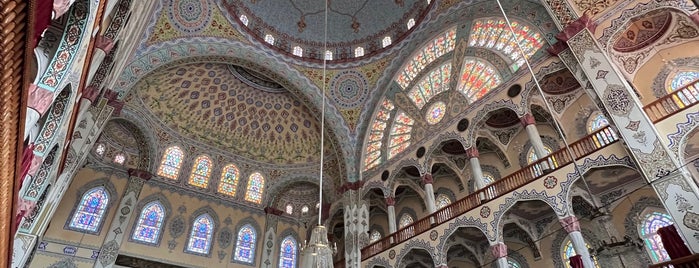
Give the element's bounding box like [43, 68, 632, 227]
[343, 188, 367, 268]
[557, 17, 699, 251]
[85, 35, 115, 85]
[260, 207, 281, 268]
[467, 147, 492, 200]
[386, 196, 397, 234]
[24, 84, 55, 140]
[422, 173, 437, 214]
[94, 170, 151, 268]
[490, 242, 509, 268]
[520, 113, 548, 159]
[560, 216, 595, 268]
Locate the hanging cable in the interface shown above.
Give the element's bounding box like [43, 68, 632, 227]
[318, 0, 328, 226]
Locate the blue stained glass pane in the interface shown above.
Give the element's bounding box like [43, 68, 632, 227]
[234, 225, 257, 263]
[187, 215, 214, 254]
[670, 71, 699, 92]
[132, 202, 165, 244]
[69, 187, 109, 232]
[642, 212, 673, 262]
[278, 236, 297, 268]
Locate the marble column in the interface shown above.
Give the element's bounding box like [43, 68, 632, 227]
[560, 216, 595, 268]
[260, 207, 281, 268]
[467, 147, 491, 200]
[95, 170, 151, 268]
[422, 173, 437, 214]
[520, 113, 548, 159]
[344, 188, 368, 268]
[490, 242, 509, 268]
[386, 196, 397, 234]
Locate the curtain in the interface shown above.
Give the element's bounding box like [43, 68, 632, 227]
[569, 255, 584, 268]
[657, 224, 692, 259]
[34, 0, 54, 48]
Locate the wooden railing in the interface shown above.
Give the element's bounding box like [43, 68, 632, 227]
[644, 79, 699, 123]
[649, 253, 699, 268]
[361, 126, 620, 260]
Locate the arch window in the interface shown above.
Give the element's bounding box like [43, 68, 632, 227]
[395, 28, 456, 88]
[240, 15, 249, 26]
[435, 193, 452, 209]
[69, 187, 109, 232]
[301, 205, 309, 215]
[95, 144, 105, 156]
[457, 58, 502, 102]
[234, 224, 257, 263]
[279, 236, 298, 268]
[188, 155, 212, 188]
[483, 173, 495, 185]
[186, 214, 214, 254]
[382, 36, 392, 48]
[325, 50, 333, 60]
[562, 239, 599, 268]
[132, 201, 165, 244]
[407, 18, 416, 29]
[527, 145, 555, 176]
[388, 111, 415, 159]
[292, 46, 303, 57]
[468, 18, 544, 71]
[370, 230, 381, 243]
[508, 259, 521, 268]
[587, 113, 609, 133]
[264, 34, 275, 45]
[364, 99, 395, 170]
[398, 213, 414, 228]
[218, 164, 239, 196]
[244, 172, 265, 204]
[667, 71, 699, 105]
[285, 204, 293, 215]
[640, 211, 673, 263]
[157, 146, 184, 179]
[114, 153, 126, 165]
[407, 62, 452, 109]
[354, 47, 365, 57]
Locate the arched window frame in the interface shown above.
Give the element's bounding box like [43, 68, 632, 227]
[435, 193, 452, 209]
[217, 164, 240, 196]
[354, 47, 365, 57]
[666, 70, 699, 93]
[233, 224, 258, 264]
[407, 62, 452, 109]
[278, 235, 298, 268]
[185, 213, 215, 255]
[398, 212, 414, 229]
[244, 172, 265, 204]
[157, 146, 185, 180]
[561, 238, 599, 268]
[370, 230, 382, 243]
[65, 182, 114, 235]
[395, 28, 456, 89]
[188, 155, 213, 188]
[130, 201, 166, 245]
[639, 210, 673, 263]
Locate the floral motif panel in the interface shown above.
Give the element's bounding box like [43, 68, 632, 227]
[457, 58, 502, 102]
[157, 146, 184, 179]
[69, 187, 109, 232]
[468, 19, 544, 71]
[244, 172, 265, 204]
[395, 28, 456, 88]
[408, 62, 452, 109]
[217, 164, 239, 196]
[388, 111, 415, 159]
[132, 202, 165, 244]
[364, 99, 395, 170]
[188, 155, 212, 188]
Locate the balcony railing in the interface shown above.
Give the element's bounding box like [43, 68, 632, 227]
[649, 254, 699, 268]
[361, 126, 620, 260]
[644, 79, 699, 123]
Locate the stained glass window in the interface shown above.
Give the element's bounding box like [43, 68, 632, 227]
[382, 36, 392, 48]
[244, 172, 265, 204]
[364, 99, 395, 170]
[218, 164, 239, 196]
[388, 111, 414, 159]
[508, 259, 521, 268]
[426, 101, 446, 125]
[157, 146, 184, 180]
[114, 153, 126, 165]
[407, 18, 416, 29]
[234, 224, 257, 263]
[69, 187, 109, 232]
[95, 144, 105, 156]
[132, 201, 165, 244]
[293, 46, 303, 57]
[285, 204, 293, 215]
[408, 62, 452, 108]
[527, 146, 554, 177]
[325, 50, 333, 60]
[562, 239, 599, 268]
[468, 18, 544, 71]
[587, 113, 609, 133]
[640, 212, 673, 263]
[240, 15, 249, 26]
[435, 193, 452, 209]
[265, 34, 275, 45]
[187, 214, 214, 254]
[370, 230, 381, 243]
[279, 236, 297, 268]
[355, 47, 364, 57]
[188, 155, 212, 188]
[301, 205, 309, 215]
[395, 28, 456, 89]
[483, 173, 495, 185]
[457, 58, 502, 102]
[669, 71, 699, 92]
[399, 213, 414, 228]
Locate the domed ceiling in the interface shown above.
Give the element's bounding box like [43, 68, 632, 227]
[222, 0, 431, 61]
[135, 62, 325, 165]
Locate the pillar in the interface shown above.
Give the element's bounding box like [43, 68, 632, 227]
[86, 36, 114, 85]
[94, 170, 150, 268]
[466, 147, 486, 190]
[520, 113, 548, 159]
[490, 242, 509, 268]
[24, 84, 55, 140]
[386, 196, 397, 234]
[260, 207, 281, 268]
[560, 216, 595, 268]
[344, 188, 367, 268]
[556, 16, 699, 251]
[422, 173, 437, 214]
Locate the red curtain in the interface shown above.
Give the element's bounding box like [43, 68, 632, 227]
[34, 0, 54, 48]
[657, 224, 692, 259]
[569, 255, 584, 268]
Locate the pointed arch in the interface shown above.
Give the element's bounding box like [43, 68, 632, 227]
[188, 155, 212, 188]
[131, 201, 166, 244]
[244, 172, 265, 204]
[157, 146, 184, 179]
[186, 213, 215, 255]
[218, 164, 240, 196]
[68, 186, 109, 233]
[233, 224, 258, 264]
[278, 235, 298, 268]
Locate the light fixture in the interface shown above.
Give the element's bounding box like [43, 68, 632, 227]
[299, 1, 337, 267]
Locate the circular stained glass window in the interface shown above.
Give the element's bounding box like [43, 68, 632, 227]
[426, 101, 446, 125]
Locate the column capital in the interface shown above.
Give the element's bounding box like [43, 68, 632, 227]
[95, 35, 115, 53]
[27, 84, 54, 116]
[520, 113, 536, 127]
[422, 173, 433, 184]
[490, 242, 508, 258]
[559, 215, 581, 233]
[465, 147, 479, 159]
[385, 196, 395, 206]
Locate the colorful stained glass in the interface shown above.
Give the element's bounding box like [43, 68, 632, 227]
[468, 18, 544, 71]
[370, 230, 381, 243]
[399, 213, 414, 228]
[234, 225, 257, 263]
[69, 187, 109, 232]
[562, 240, 599, 268]
[483, 173, 495, 185]
[528, 146, 553, 176]
[157, 146, 184, 179]
[218, 164, 239, 196]
[388, 111, 414, 159]
[364, 99, 395, 170]
[187, 214, 214, 254]
[408, 62, 452, 108]
[457, 58, 502, 102]
[435, 194, 451, 209]
[188, 155, 212, 188]
[640, 212, 673, 263]
[426, 101, 446, 125]
[132, 201, 165, 244]
[395, 28, 456, 88]
[508, 259, 521, 268]
[587, 113, 609, 133]
[95, 144, 105, 156]
[244, 172, 265, 204]
[278, 236, 297, 268]
[669, 71, 699, 92]
[114, 153, 126, 165]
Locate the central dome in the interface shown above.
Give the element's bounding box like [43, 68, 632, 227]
[222, 0, 432, 62]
